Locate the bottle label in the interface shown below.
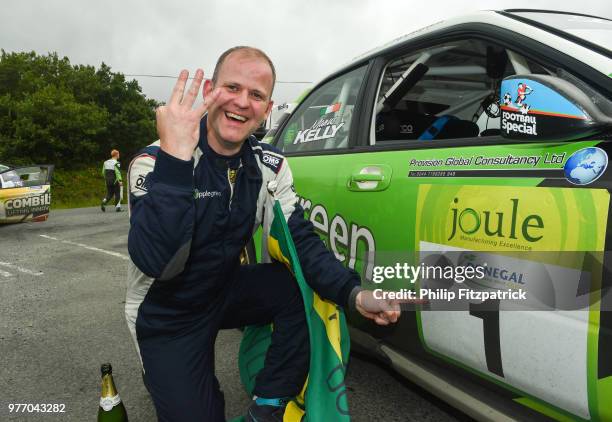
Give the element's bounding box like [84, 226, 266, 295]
[100, 395, 121, 412]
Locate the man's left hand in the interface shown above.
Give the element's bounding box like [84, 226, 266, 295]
[355, 290, 400, 325]
[355, 290, 425, 325]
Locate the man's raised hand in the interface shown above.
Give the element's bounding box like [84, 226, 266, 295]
[156, 69, 220, 161]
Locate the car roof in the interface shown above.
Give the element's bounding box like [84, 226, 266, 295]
[321, 10, 611, 87]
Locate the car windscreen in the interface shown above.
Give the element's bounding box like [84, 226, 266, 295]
[509, 12, 612, 51]
[0, 170, 24, 188]
[0, 166, 50, 188]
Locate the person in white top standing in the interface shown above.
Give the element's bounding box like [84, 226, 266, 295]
[101, 149, 123, 212]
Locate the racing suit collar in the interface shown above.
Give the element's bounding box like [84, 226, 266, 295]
[241, 138, 263, 181]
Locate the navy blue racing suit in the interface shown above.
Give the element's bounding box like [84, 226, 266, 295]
[125, 117, 361, 421]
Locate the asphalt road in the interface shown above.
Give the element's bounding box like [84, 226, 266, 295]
[0, 207, 465, 421]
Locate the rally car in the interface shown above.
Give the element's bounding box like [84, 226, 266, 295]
[253, 9, 612, 422]
[0, 164, 54, 224]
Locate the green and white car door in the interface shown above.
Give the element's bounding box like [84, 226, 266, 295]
[277, 65, 369, 273]
[409, 75, 611, 421]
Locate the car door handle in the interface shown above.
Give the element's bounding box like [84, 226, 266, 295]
[347, 165, 392, 192]
[350, 174, 385, 183]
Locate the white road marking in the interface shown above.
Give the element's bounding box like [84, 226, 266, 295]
[0, 261, 44, 276]
[0, 269, 13, 277]
[39, 235, 129, 260]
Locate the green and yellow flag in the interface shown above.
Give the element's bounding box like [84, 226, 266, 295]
[237, 200, 351, 421]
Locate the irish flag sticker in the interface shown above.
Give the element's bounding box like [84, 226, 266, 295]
[323, 103, 341, 114]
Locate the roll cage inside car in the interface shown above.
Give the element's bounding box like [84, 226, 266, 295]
[371, 39, 558, 144]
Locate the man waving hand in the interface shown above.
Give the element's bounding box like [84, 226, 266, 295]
[126, 46, 401, 422]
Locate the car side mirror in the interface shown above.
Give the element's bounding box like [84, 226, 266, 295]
[499, 74, 612, 141]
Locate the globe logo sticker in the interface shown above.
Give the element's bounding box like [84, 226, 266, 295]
[564, 147, 608, 185]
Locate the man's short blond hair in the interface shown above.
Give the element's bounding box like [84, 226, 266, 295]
[111, 149, 119, 158]
[211, 46, 276, 98]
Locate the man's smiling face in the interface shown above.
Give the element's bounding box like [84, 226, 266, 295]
[205, 51, 274, 155]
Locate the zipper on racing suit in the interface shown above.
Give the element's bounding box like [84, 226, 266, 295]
[222, 160, 243, 272]
[226, 160, 242, 211]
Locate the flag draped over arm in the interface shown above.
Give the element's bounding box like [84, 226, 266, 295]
[237, 199, 351, 421]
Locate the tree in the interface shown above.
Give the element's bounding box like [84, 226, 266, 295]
[0, 50, 159, 168]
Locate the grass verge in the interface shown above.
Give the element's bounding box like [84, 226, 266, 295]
[52, 167, 127, 209]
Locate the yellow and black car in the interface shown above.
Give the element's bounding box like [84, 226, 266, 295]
[0, 164, 53, 224]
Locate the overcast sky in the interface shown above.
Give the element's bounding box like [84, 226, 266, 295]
[2, 0, 610, 108]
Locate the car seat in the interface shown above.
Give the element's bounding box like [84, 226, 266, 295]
[376, 110, 436, 141]
[433, 117, 480, 139]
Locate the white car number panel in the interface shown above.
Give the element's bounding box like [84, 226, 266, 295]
[420, 308, 590, 419]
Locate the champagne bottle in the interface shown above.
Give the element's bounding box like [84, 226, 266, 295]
[98, 363, 128, 422]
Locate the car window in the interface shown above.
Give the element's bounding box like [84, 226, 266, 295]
[0, 166, 50, 188]
[262, 110, 292, 144]
[373, 38, 552, 143]
[276, 65, 367, 153]
[0, 170, 24, 188]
